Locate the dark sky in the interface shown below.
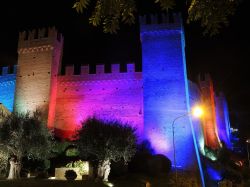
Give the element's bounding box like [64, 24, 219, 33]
[0, 1, 250, 140]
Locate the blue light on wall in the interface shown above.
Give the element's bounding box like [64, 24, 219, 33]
[206, 163, 223, 185]
[140, 14, 201, 172]
[215, 93, 232, 149]
[0, 66, 16, 112]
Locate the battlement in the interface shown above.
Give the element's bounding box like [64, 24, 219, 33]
[59, 63, 141, 83]
[0, 66, 17, 76]
[139, 13, 181, 25]
[139, 13, 182, 34]
[198, 73, 212, 82]
[64, 63, 137, 75]
[18, 27, 63, 52]
[198, 73, 214, 89]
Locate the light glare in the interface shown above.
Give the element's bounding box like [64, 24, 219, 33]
[192, 106, 204, 118]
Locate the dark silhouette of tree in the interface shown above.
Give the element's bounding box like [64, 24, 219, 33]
[75, 117, 137, 181]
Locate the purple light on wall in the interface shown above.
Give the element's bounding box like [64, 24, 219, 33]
[54, 70, 143, 139]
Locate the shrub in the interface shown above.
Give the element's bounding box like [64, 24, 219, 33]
[66, 160, 89, 176]
[129, 153, 171, 177]
[110, 160, 128, 178]
[65, 147, 79, 157]
[147, 154, 171, 176]
[65, 169, 77, 181]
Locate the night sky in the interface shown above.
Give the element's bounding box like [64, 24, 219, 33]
[0, 0, 250, 141]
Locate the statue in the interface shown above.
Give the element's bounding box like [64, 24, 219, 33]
[103, 160, 110, 182]
[7, 157, 16, 179]
[97, 159, 111, 182]
[7, 157, 21, 179]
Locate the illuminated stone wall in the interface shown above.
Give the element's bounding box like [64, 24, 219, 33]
[189, 80, 205, 155]
[0, 17, 232, 183]
[198, 74, 221, 149]
[0, 66, 16, 112]
[54, 64, 143, 138]
[140, 14, 200, 170]
[14, 28, 63, 124]
[215, 93, 232, 149]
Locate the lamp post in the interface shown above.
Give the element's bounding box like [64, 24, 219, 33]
[172, 105, 204, 185]
[246, 139, 250, 168]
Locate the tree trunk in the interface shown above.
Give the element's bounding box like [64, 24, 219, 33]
[97, 159, 111, 182]
[7, 156, 21, 179]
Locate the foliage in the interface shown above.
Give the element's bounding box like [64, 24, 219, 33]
[73, 0, 240, 35]
[0, 110, 54, 163]
[76, 118, 137, 164]
[187, 0, 239, 35]
[65, 169, 77, 180]
[65, 147, 80, 157]
[0, 149, 8, 177]
[66, 160, 89, 175]
[204, 146, 218, 161]
[52, 140, 71, 156]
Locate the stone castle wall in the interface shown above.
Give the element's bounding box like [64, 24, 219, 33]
[0, 14, 229, 183]
[140, 13, 200, 171]
[0, 66, 16, 112]
[15, 27, 63, 123]
[198, 74, 221, 149]
[54, 64, 143, 138]
[215, 93, 232, 149]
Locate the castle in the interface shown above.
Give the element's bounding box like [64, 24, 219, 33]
[0, 13, 233, 185]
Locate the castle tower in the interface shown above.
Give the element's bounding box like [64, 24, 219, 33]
[15, 27, 63, 128]
[140, 13, 203, 174]
[198, 74, 221, 149]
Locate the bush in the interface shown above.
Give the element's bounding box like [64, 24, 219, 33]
[146, 154, 171, 176]
[65, 169, 77, 181]
[110, 160, 128, 178]
[129, 153, 171, 177]
[128, 152, 151, 173]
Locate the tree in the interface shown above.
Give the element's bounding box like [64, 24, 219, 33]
[73, 0, 240, 35]
[0, 149, 8, 177]
[75, 118, 137, 181]
[0, 111, 54, 179]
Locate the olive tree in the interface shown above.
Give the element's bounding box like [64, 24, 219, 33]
[0, 149, 8, 177]
[75, 118, 137, 181]
[0, 111, 54, 179]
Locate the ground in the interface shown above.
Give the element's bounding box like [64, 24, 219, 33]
[0, 179, 106, 187]
[0, 173, 198, 187]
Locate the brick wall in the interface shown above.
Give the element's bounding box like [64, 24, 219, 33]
[54, 64, 143, 138]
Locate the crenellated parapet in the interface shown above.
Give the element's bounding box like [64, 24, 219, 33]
[0, 66, 17, 84]
[140, 13, 182, 38]
[18, 27, 63, 54]
[0, 66, 16, 112]
[59, 63, 142, 84]
[0, 66, 17, 76]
